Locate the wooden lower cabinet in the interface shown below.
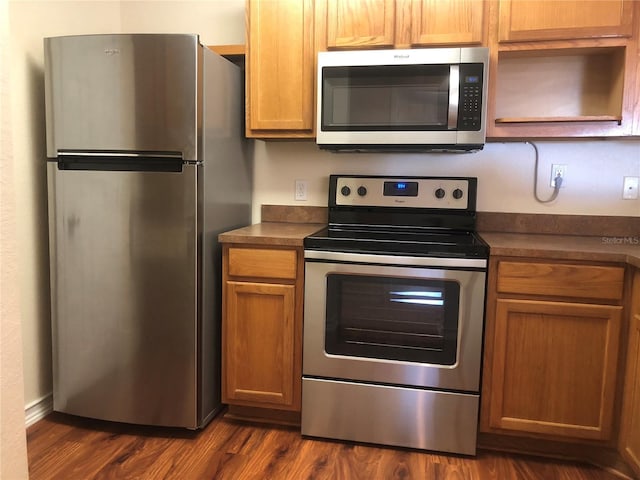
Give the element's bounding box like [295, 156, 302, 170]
[224, 281, 296, 407]
[488, 298, 622, 440]
[482, 258, 626, 445]
[620, 269, 640, 477]
[221, 245, 303, 423]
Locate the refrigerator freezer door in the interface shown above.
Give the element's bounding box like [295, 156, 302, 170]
[47, 162, 200, 428]
[44, 34, 200, 159]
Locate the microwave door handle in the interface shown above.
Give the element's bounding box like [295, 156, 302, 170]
[448, 65, 459, 129]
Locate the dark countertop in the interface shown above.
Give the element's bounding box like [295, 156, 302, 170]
[219, 206, 640, 268]
[218, 224, 640, 268]
[479, 232, 640, 268]
[218, 222, 325, 247]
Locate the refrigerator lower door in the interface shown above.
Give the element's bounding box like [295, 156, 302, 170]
[47, 160, 201, 428]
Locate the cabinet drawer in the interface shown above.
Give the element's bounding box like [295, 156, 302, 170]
[497, 261, 624, 301]
[228, 247, 297, 280]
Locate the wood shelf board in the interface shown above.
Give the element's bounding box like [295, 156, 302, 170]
[497, 44, 627, 58]
[495, 115, 623, 124]
[207, 44, 245, 56]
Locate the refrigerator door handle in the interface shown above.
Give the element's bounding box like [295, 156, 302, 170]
[58, 151, 183, 158]
[55, 152, 185, 172]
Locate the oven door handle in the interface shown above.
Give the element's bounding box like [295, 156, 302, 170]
[304, 250, 487, 269]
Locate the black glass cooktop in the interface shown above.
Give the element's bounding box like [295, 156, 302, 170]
[305, 226, 489, 259]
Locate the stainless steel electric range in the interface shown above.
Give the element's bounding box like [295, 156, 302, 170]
[301, 175, 488, 455]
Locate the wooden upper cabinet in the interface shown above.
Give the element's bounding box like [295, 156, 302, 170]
[323, 0, 485, 49]
[487, 0, 639, 138]
[634, 38, 640, 135]
[326, 0, 396, 48]
[246, 0, 314, 137]
[498, 0, 634, 43]
[410, 0, 484, 46]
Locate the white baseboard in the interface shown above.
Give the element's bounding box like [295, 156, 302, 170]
[25, 393, 53, 427]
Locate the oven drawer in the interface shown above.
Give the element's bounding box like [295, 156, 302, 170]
[302, 377, 479, 455]
[228, 247, 297, 280]
[497, 261, 624, 301]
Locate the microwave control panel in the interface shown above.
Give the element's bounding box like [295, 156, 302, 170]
[458, 64, 484, 131]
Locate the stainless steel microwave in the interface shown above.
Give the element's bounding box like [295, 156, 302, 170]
[316, 47, 489, 153]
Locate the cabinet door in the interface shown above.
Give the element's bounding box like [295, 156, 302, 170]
[489, 299, 622, 441]
[620, 271, 640, 477]
[223, 281, 298, 409]
[326, 0, 395, 49]
[633, 49, 640, 136]
[246, 0, 314, 136]
[410, 0, 484, 46]
[498, 0, 634, 43]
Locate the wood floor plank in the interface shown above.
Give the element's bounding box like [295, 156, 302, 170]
[233, 427, 305, 479]
[27, 412, 624, 480]
[25, 414, 80, 461]
[221, 422, 273, 456]
[94, 436, 185, 479]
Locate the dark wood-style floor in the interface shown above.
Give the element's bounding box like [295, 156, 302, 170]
[27, 411, 622, 480]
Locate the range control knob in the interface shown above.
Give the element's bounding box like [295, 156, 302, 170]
[357, 186, 367, 196]
[435, 188, 446, 199]
[341, 186, 351, 197]
[452, 188, 464, 199]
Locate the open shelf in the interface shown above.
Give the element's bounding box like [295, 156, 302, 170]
[207, 44, 245, 68]
[494, 47, 626, 124]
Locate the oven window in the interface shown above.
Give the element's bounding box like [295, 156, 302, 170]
[325, 274, 459, 364]
[321, 64, 450, 131]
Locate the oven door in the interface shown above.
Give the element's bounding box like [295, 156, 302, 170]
[303, 251, 486, 393]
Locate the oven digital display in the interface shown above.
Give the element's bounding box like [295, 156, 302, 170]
[383, 181, 418, 197]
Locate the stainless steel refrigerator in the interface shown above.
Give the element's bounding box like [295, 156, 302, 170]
[44, 33, 252, 428]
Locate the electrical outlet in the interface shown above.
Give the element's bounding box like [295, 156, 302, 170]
[550, 164, 567, 188]
[623, 176, 639, 200]
[295, 179, 308, 201]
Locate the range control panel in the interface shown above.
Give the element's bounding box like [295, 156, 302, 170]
[333, 175, 473, 209]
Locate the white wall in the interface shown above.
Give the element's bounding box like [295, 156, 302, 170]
[252, 139, 640, 222]
[7, 0, 640, 419]
[120, 0, 245, 44]
[2, 0, 30, 475]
